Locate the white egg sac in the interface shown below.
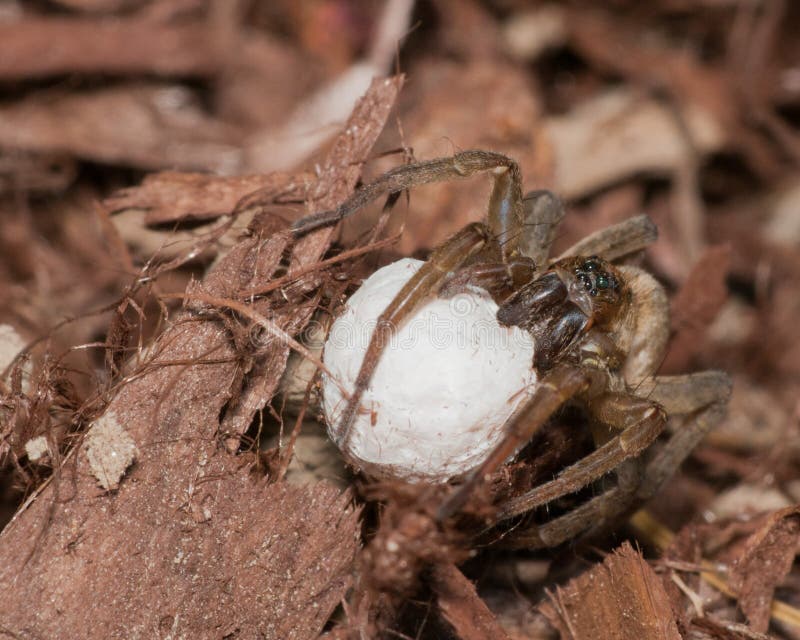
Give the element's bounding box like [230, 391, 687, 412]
[322, 258, 537, 482]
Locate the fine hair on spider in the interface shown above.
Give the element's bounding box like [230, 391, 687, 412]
[293, 149, 731, 549]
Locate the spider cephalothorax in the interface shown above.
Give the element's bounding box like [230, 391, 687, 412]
[294, 149, 731, 549]
[496, 255, 628, 371]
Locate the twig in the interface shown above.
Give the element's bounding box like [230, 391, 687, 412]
[629, 509, 800, 629]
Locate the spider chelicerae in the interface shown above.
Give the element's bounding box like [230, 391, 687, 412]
[293, 149, 731, 550]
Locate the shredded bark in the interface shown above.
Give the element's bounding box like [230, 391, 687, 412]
[105, 170, 315, 225]
[663, 244, 732, 373]
[0, 14, 225, 79]
[433, 562, 513, 640]
[540, 542, 682, 640]
[0, 85, 242, 171]
[2, 3, 800, 638]
[0, 308, 362, 638]
[729, 507, 800, 633]
[0, 76, 403, 639]
[218, 75, 404, 450]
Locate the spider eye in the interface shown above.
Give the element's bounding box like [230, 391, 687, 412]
[596, 274, 609, 290]
[583, 259, 599, 272]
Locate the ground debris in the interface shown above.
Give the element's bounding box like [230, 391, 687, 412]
[0, 11, 224, 79]
[2, 2, 800, 638]
[105, 170, 315, 225]
[540, 542, 682, 640]
[84, 410, 138, 491]
[0, 75, 402, 639]
[0, 84, 242, 172]
[730, 507, 800, 633]
[663, 244, 731, 372]
[433, 562, 513, 640]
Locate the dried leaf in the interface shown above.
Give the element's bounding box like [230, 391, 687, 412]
[544, 89, 723, 199]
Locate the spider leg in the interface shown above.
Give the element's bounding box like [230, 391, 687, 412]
[334, 222, 493, 448]
[438, 258, 536, 303]
[438, 188, 566, 301]
[504, 371, 730, 548]
[555, 214, 658, 262]
[496, 392, 666, 520]
[435, 364, 607, 522]
[517, 190, 565, 267]
[632, 370, 730, 413]
[293, 150, 523, 238]
[633, 370, 731, 500]
[509, 485, 628, 548]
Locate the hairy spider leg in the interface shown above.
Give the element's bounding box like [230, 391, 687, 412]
[635, 371, 731, 500]
[496, 392, 667, 520]
[504, 371, 730, 548]
[435, 364, 605, 522]
[292, 150, 527, 253]
[438, 190, 568, 302]
[438, 259, 536, 303]
[554, 214, 659, 263]
[517, 190, 566, 267]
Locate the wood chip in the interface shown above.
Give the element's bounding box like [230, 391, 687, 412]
[540, 542, 681, 640]
[730, 507, 800, 633]
[83, 411, 138, 491]
[105, 170, 314, 225]
[0, 15, 222, 79]
[0, 75, 404, 640]
[433, 563, 513, 640]
[663, 244, 731, 372]
[0, 85, 241, 172]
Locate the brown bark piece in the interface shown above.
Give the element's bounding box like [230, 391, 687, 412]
[0, 16, 222, 79]
[0, 85, 241, 172]
[50, 0, 137, 11]
[219, 75, 404, 448]
[292, 75, 406, 270]
[662, 244, 731, 373]
[0, 77, 403, 639]
[433, 563, 513, 640]
[540, 542, 681, 640]
[0, 149, 76, 193]
[0, 308, 359, 639]
[105, 170, 314, 225]
[729, 506, 800, 633]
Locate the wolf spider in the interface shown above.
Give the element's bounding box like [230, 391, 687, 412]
[294, 150, 731, 548]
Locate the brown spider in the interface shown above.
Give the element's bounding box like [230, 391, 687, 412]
[293, 149, 731, 549]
